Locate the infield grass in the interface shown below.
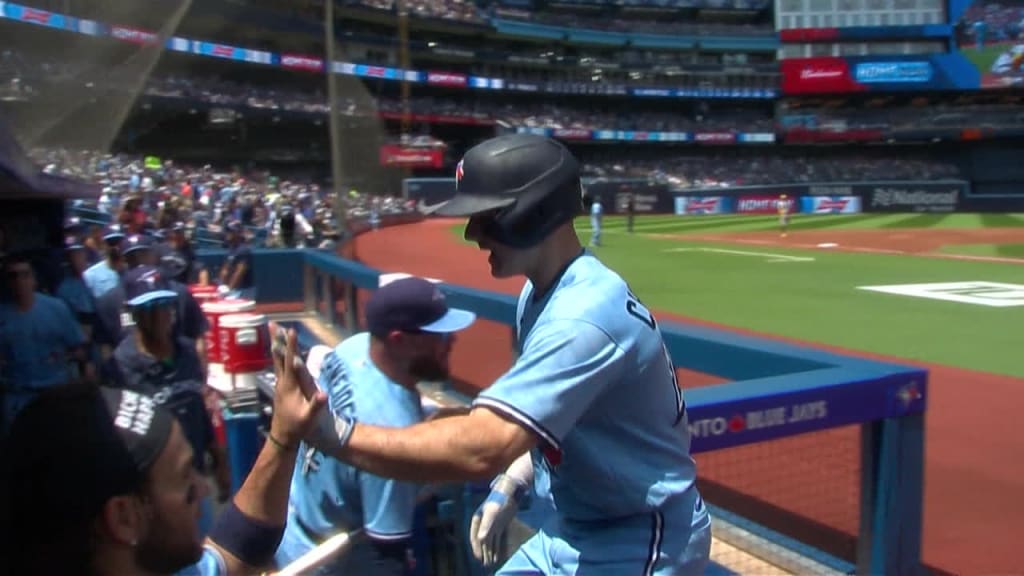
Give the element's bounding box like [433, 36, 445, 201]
[450, 214, 1024, 377]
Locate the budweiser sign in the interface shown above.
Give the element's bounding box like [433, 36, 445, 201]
[426, 72, 467, 87]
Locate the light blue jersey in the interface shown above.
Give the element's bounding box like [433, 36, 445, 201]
[275, 332, 423, 575]
[589, 201, 603, 247]
[474, 251, 710, 575]
[0, 294, 85, 430]
[174, 546, 227, 576]
[83, 260, 120, 299]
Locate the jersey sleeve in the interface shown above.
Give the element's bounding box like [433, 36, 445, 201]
[174, 545, 227, 576]
[359, 471, 419, 542]
[473, 320, 625, 450]
[317, 350, 356, 422]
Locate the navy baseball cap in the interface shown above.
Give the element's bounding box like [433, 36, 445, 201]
[123, 265, 177, 307]
[63, 216, 82, 231]
[122, 234, 155, 255]
[366, 277, 476, 337]
[102, 224, 126, 243]
[64, 234, 85, 251]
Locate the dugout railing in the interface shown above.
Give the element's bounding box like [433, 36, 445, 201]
[296, 249, 928, 576]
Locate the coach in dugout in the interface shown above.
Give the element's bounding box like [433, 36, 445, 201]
[0, 329, 328, 576]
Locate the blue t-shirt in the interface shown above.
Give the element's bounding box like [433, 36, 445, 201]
[83, 260, 120, 299]
[474, 251, 696, 522]
[0, 293, 85, 426]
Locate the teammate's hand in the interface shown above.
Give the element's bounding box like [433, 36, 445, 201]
[269, 328, 327, 448]
[470, 474, 526, 568]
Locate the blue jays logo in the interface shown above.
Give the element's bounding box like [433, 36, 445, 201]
[896, 382, 923, 410]
[455, 159, 464, 189]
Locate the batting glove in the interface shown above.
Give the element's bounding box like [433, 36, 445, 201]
[470, 452, 534, 568]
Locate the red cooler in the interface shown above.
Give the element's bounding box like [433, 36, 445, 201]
[219, 313, 272, 392]
[189, 284, 220, 307]
[202, 299, 256, 365]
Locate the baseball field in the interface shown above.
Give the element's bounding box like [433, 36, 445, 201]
[354, 212, 1024, 575]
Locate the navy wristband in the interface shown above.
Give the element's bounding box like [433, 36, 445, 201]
[208, 501, 284, 568]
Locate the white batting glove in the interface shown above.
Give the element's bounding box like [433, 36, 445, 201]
[470, 452, 534, 568]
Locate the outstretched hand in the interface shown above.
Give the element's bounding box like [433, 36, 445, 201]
[269, 326, 327, 448]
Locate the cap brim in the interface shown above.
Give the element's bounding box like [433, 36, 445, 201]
[127, 290, 178, 307]
[103, 233, 126, 242]
[419, 308, 476, 333]
[432, 194, 514, 217]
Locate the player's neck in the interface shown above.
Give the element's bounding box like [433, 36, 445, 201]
[368, 339, 418, 390]
[92, 544, 162, 576]
[137, 330, 174, 361]
[526, 227, 582, 299]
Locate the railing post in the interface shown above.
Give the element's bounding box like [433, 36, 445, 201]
[343, 283, 359, 333]
[303, 260, 317, 315]
[324, 274, 337, 328]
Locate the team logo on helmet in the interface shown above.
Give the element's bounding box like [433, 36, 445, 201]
[455, 159, 464, 189]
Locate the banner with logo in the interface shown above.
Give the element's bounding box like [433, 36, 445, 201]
[378, 146, 444, 169]
[674, 196, 732, 215]
[801, 196, 862, 214]
[780, 55, 981, 95]
[862, 184, 962, 213]
[736, 195, 788, 214]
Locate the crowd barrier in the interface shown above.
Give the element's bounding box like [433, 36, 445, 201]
[207, 247, 929, 575]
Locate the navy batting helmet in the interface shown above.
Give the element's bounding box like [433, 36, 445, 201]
[435, 134, 584, 248]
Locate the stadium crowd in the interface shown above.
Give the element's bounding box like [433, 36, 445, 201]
[32, 147, 414, 249]
[581, 151, 962, 188]
[344, 0, 774, 36]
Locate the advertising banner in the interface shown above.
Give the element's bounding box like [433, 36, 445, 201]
[674, 196, 732, 215]
[780, 55, 981, 94]
[426, 71, 467, 87]
[378, 146, 444, 169]
[800, 196, 862, 214]
[694, 132, 737, 144]
[736, 195, 788, 214]
[863, 184, 962, 213]
[280, 54, 324, 72]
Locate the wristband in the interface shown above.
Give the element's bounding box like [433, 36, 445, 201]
[208, 501, 284, 567]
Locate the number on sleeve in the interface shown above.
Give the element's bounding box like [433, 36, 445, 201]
[625, 290, 686, 425]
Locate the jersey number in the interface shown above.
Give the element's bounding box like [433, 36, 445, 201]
[625, 290, 686, 426]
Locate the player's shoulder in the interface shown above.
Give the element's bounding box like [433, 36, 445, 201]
[546, 255, 632, 326]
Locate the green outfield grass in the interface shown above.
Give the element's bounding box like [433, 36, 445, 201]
[450, 214, 1024, 377]
[938, 243, 1024, 260]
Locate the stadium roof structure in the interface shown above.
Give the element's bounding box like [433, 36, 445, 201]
[0, 122, 98, 201]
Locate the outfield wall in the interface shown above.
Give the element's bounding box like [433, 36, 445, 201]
[405, 177, 1024, 213]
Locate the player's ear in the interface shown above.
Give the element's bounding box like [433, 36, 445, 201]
[98, 494, 147, 547]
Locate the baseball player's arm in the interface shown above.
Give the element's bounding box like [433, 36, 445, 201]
[319, 321, 623, 483]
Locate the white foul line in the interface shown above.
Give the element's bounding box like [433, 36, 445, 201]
[663, 247, 815, 263]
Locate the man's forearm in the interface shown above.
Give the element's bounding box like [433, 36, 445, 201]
[329, 416, 501, 484]
[231, 434, 298, 524]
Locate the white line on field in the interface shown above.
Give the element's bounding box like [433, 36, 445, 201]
[663, 247, 815, 263]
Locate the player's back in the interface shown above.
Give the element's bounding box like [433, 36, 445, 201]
[288, 333, 424, 536]
[517, 253, 696, 521]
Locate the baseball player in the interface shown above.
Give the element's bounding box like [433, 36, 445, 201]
[3, 329, 330, 576]
[305, 134, 711, 575]
[218, 220, 255, 300]
[274, 276, 476, 575]
[777, 194, 791, 238]
[105, 266, 229, 536]
[82, 224, 127, 299]
[589, 194, 603, 247]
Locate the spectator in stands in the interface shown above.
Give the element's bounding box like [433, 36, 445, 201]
[218, 221, 255, 300]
